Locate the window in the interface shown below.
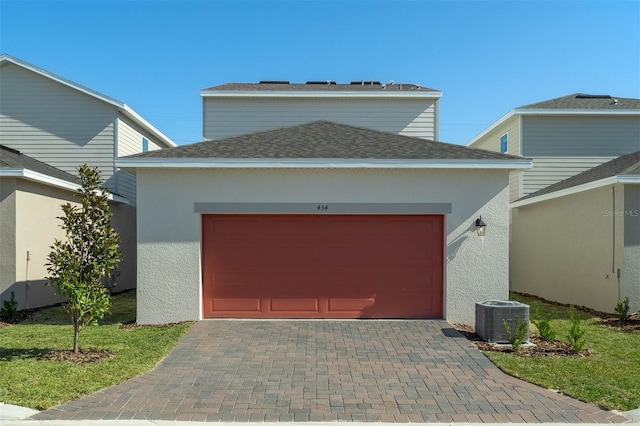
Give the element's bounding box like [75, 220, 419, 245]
[500, 133, 508, 154]
[142, 138, 149, 153]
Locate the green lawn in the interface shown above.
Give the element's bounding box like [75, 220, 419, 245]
[485, 293, 640, 411]
[0, 290, 192, 410]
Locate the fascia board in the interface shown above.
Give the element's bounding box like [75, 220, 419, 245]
[0, 168, 130, 204]
[516, 108, 640, 116]
[200, 90, 443, 99]
[120, 106, 177, 147]
[509, 176, 639, 208]
[117, 158, 533, 170]
[466, 111, 516, 146]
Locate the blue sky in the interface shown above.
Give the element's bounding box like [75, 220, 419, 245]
[1, 0, 638, 145]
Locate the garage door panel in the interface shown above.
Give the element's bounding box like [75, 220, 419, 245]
[270, 298, 319, 312]
[210, 298, 261, 313]
[202, 214, 443, 319]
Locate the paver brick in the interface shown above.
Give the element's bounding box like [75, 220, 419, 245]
[31, 320, 629, 423]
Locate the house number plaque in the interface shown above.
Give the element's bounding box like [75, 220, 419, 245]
[316, 204, 329, 211]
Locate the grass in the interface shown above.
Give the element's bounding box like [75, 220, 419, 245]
[0, 290, 193, 410]
[484, 293, 640, 411]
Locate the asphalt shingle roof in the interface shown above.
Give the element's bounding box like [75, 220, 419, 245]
[519, 93, 640, 110]
[0, 145, 80, 184]
[204, 82, 439, 93]
[125, 121, 524, 161]
[519, 150, 640, 201]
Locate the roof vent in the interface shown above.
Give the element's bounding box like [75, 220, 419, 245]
[612, 99, 619, 105]
[576, 94, 611, 99]
[349, 80, 382, 85]
[306, 81, 337, 85]
[258, 80, 290, 84]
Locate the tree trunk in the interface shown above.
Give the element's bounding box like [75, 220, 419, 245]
[73, 319, 80, 353]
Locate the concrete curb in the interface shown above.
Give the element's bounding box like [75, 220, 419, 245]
[0, 403, 39, 421]
[1, 422, 639, 426]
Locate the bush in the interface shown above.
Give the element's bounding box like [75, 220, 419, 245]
[567, 306, 587, 353]
[503, 315, 528, 351]
[531, 301, 556, 340]
[615, 297, 630, 321]
[0, 291, 18, 320]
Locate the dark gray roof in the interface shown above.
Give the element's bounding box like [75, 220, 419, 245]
[519, 93, 640, 110]
[204, 82, 439, 93]
[0, 145, 80, 184]
[125, 121, 524, 161]
[519, 150, 640, 201]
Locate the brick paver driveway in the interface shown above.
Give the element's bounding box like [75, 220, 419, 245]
[33, 320, 628, 423]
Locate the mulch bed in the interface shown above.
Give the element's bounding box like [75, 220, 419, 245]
[119, 320, 185, 329]
[600, 313, 640, 332]
[37, 349, 113, 364]
[454, 324, 592, 358]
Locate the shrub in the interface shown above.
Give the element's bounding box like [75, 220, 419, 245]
[503, 315, 528, 351]
[0, 291, 18, 320]
[615, 297, 630, 321]
[531, 301, 556, 340]
[567, 306, 587, 353]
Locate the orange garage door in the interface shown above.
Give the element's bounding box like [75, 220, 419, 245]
[202, 215, 444, 319]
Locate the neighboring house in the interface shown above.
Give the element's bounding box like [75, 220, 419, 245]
[0, 145, 81, 309]
[201, 81, 442, 141]
[118, 121, 532, 326]
[510, 151, 640, 314]
[0, 54, 176, 309]
[467, 93, 640, 201]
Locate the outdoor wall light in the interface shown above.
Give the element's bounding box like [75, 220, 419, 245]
[475, 216, 487, 237]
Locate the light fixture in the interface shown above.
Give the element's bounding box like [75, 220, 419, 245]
[475, 216, 487, 237]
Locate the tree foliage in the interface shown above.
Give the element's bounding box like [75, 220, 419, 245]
[46, 165, 121, 352]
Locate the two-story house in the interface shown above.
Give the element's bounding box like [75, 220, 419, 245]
[117, 80, 532, 326]
[468, 93, 640, 201]
[0, 54, 176, 309]
[468, 93, 640, 314]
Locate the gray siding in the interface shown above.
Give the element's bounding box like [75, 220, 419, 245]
[519, 115, 640, 197]
[0, 62, 117, 188]
[203, 98, 437, 140]
[522, 157, 617, 196]
[522, 115, 640, 157]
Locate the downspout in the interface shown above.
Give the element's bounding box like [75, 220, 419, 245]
[613, 186, 621, 300]
[25, 250, 30, 309]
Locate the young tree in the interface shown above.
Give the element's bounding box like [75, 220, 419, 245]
[47, 164, 122, 353]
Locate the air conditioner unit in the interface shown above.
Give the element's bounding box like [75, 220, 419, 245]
[475, 300, 530, 343]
